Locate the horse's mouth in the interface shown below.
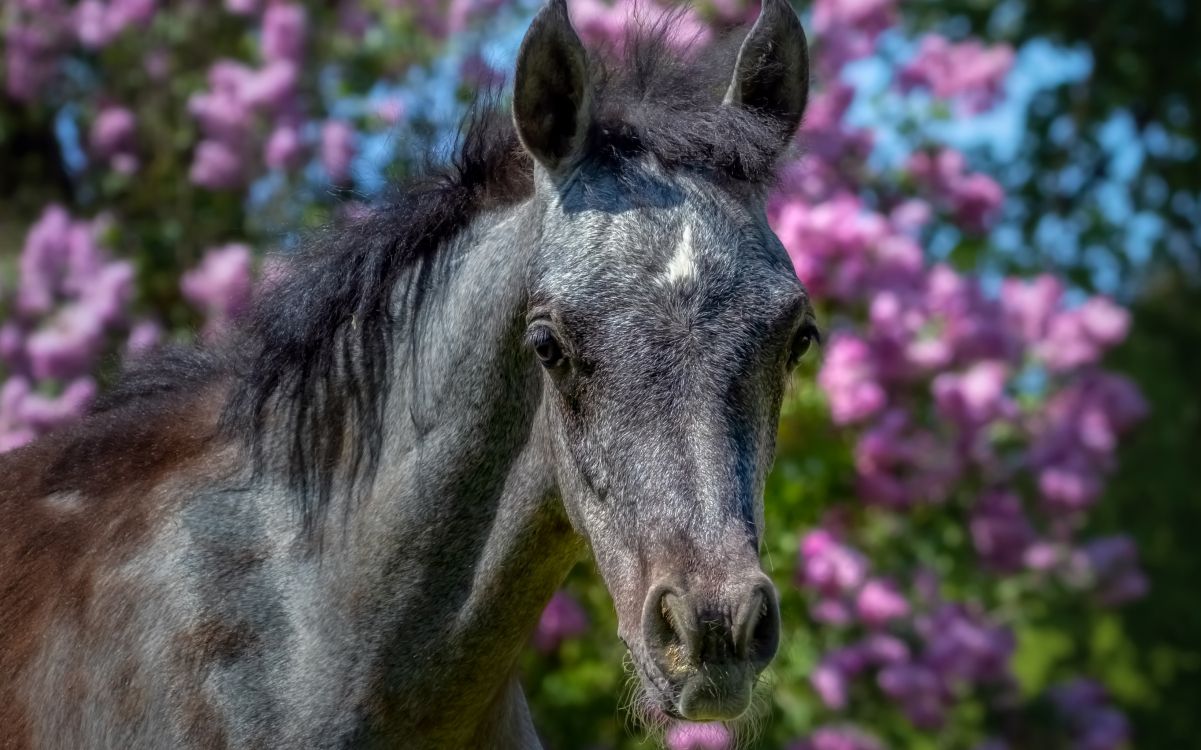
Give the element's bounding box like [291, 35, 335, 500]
[629, 651, 687, 720]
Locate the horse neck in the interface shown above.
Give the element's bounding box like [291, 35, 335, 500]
[305, 200, 581, 742]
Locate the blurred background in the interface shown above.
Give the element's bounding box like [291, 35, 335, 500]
[2, 0, 1198, 748]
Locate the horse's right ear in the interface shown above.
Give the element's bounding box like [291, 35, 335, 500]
[724, 0, 809, 150]
[513, 0, 592, 173]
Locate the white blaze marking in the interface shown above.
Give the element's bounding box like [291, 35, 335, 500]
[662, 223, 697, 285]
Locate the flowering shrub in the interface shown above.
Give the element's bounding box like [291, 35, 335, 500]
[2, 0, 1150, 748]
[0, 206, 141, 449]
[1, 0, 514, 444]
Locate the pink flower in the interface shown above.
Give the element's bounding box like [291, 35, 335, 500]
[260, 3, 306, 63]
[918, 604, 1014, 686]
[854, 410, 961, 507]
[72, 0, 155, 48]
[1023, 542, 1063, 572]
[907, 149, 1004, 232]
[812, 0, 896, 73]
[1036, 296, 1130, 372]
[899, 35, 1014, 113]
[90, 106, 137, 158]
[265, 124, 304, 170]
[1038, 462, 1101, 512]
[811, 660, 851, 709]
[25, 264, 132, 380]
[799, 530, 870, 596]
[931, 362, 1015, 439]
[949, 173, 1005, 232]
[4, 12, 70, 102]
[181, 243, 254, 339]
[0, 378, 38, 453]
[17, 205, 74, 316]
[109, 0, 156, 27]
[190, 140, 245, 190]
[812, 0, 895, 38]
[320, 120, 356, 184]
[1076, 297, 1130, 348]
[877, 662, 947, 729]
[811, 646, 872, 709]
[860, 633, 910, 665]
[569, 0, 708, 53]
[0, 324, 25, 370]
[532, 590, 588, 653]
[969, 492, 1036, 572]
[818, 335, 886, 424]
[1047, 680, 1130, 750]
[15, 377, 97, 431]
[189, 62, 255, 142]
[225, 0, 258, 14]
[75, 0, 116, 48]
[240, 60, 298, 111]
[773, 192, 924, 303]
[125, 319, 162, 359]
[855, 579, 910, 627]
[375, 98, 406, 126]
[811, 596, 856, 626]
[1000, 274, 1063, 344]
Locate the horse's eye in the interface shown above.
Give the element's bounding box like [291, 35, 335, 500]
[529, 326, 565, 368]
[789, 322, 819, 368]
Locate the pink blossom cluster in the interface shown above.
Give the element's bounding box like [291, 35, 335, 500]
[798, 529, 910, 628]
[784, 168, 1144, 748]
[181, 244, 255, 340]
[811, 0, 895, 74]
[899, 35, 1015, 114]
[89, 105, 140, 175]
[74, 0, 157, 50]
[4, 0, 73, 102]
[777, 83, 876, 203]
[0, 206, 147, 452]
[760, 0, 1146, 746]
[188, 4, 312, 189]
[795, 246, 1142, 525]
[906, 148, 1006, 233]
[4, 0, 158, 101]
[1046, 679, 1132, 750]
[531, 590, 589, 653]
[799, 532, 1139, 748]
[810, 591, 1016, 729]
[569, 0, 711, 52]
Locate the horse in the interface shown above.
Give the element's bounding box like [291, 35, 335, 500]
[0, 0, 814, 746]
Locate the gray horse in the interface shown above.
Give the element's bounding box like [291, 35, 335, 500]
[0, 0, 814, 746]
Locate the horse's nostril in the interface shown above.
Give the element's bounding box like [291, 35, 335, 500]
[735, 583, 781, 668]
[643, 584, 699, 676]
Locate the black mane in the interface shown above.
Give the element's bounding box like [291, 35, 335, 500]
[105, 20, 796, 536]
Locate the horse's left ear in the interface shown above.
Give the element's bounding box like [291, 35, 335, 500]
[513, 0, 592, 173]
[724, 0, 810, 147]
